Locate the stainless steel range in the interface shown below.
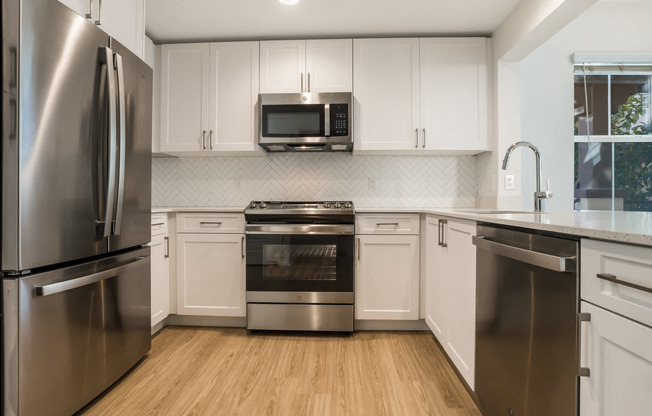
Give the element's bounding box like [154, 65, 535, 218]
[245, 201, 355, 332]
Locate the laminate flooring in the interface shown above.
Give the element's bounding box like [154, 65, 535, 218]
[81, 327, 481, 416]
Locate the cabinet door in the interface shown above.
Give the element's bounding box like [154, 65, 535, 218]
[444, 219, 476, 389]
[100, 0, 145, 58]
[176, 234, 246, 316]
[420, 38, 487, 151]
[260, 40, 306, 93]
[57, 0, 90, 16]
[160, 44, 210, 152]
[356, 234, 420, 320]
[151, 233, 170, 326]
[208, 42, 260, 151]
[305, 39, 352, 92]
[424, 216, 447, 341]
[580, 302, 652, 416]
[353, 38, 420, 150]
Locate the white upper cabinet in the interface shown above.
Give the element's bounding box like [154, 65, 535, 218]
[354, 37, 488, 154]
[159, 42, 260, 154]
[260, 39, 352, 93]
[420, 38, 487, 151]
[160, 43, 210, 152]
[353, 38, 420, 151]
[57, 0, 145, 58]
[209, 42, 260, 151]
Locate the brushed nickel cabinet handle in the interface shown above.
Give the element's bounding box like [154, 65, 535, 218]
[415, 128, 419, 148]
[307, 72, 311, 92]
[200, 221, 222, 226]
[164, 236, 170, 259]
[376, 222, 399, 227]
[357, 238, 361, 260]
[202, 130, 206, 150]
[241, 236, 245, 259]
[579, 312, 591, 377]
[438, 219, 448, 247]
[596, 273, 652, 294]
[422, 128, 426, 148]
[85, 0, 93, 18]
[209, 130, 213, 150]
[151, 222, 165, 227]
[94, 0, 102, 25]
[300, 72, 304, 92]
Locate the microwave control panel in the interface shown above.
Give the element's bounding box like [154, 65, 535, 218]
[329, 104, 349, 136]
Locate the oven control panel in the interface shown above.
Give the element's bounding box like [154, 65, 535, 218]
[329, 104, 349, 137]
[246, 201, 353, 210]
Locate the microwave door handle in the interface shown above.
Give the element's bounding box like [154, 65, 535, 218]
[113, 52, 126, 236]
[324, 103, 330, 137]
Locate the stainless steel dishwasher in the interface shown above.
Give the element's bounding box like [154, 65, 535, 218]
[472, 225, 579, 416]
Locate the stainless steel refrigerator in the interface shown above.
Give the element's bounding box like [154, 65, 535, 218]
[2, 1, 153, 415]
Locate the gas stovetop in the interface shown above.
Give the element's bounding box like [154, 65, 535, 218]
[244, 201, 355, 222]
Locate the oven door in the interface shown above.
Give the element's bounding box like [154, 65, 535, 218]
[246, 224, 354, 293]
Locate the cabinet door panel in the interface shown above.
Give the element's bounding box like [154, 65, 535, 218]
[151, 233, 170, 326]
[580, 302, 652, 416]
[209, 42, 259, 151]
[160, 44, 209, 152]
[420, 38, 487, 151]
[101, 0, 145, 58]
[444, 220, 476, 389]
[424, 216, 447, 340]
[354, 38, 420, 150]
[57, 0, 89, 16]
[177, 234, 246, 316]
[356, 234, 419, 320]
[305, 39, 352, 92]
[260, 40, 305, 93]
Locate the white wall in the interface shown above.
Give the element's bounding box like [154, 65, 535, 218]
[520, 0, 652, 211]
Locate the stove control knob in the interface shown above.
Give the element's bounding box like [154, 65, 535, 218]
[324, 202, 331, 208]
[249, 201, 258, 208]
[344, 202, 352, 209]
[259, 202, 267, 209]
[334, 202, 341, 209]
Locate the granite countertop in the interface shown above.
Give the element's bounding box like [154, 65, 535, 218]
[152, 206, 652, 247]
[358, 208, 652, 247]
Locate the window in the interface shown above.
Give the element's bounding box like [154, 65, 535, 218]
[573, 63, 652, 212]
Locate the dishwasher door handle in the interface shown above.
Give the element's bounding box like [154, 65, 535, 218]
[472, 235, 576, 272]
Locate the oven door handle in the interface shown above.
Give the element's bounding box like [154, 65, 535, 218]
[245, 224, 354, 235]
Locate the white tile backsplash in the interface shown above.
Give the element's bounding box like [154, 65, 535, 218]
[152, 153, 477, 208]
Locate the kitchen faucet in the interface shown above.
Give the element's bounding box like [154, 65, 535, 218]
[501, 141, 552, 212]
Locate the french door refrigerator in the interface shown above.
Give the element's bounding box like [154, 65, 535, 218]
[2, 1, 153, 415]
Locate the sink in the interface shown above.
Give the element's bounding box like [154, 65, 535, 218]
[457, 209, 533, 215]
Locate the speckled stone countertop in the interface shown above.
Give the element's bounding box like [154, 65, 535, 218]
[152, 207, 652, 247]
[358, 208, 652, 247]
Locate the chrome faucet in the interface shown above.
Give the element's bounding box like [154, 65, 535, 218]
[502, 141, 552, 212]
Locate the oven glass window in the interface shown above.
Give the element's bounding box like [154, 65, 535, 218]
[262, 104, 324, 137]
[262, 244, 337, 281]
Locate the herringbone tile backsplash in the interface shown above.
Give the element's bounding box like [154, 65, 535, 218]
[152, 154, 477, 208]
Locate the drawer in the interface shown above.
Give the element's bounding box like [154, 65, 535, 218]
[176, 212, 245, 234]
[151, 213, 168, 236]
[581, 239, 652, 328]
[356, 214, 420, 235]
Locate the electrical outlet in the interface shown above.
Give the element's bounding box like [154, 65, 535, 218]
[367, 177, 376, 191]
[234, 177, 242, 190]
[505, 174, 515, 190]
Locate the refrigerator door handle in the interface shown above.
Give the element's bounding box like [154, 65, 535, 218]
[34, 256, 146, 296]
[99, 46, 117, 238]
[113, 52, 126, 236]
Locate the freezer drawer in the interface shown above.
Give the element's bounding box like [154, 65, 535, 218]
[3, 247, 151, 416]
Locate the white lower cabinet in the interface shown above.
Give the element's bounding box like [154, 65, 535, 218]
[176, 233, 246, 316]
[424, 215, 476, 389]
[151, 214, 170, 327]
[355, 214, 420, 320]
[580, 301, 652, 416]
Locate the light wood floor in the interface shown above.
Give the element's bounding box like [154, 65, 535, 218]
[81, 327, 481, 416]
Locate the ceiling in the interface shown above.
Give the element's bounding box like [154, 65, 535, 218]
[146, 0, 523, 44]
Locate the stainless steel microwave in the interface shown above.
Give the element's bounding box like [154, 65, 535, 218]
[258, 92, 353, 152]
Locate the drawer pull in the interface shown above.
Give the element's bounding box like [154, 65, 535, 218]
[597, 273, 652, 294]
[376, 222, 399, 227]
[151, 222, 165, 227]
[200, 221, 222, 226]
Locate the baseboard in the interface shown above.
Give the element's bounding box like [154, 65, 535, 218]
[354, 319, 429, 331]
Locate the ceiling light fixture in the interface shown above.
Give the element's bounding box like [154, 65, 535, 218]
[279, 0, 299, 5]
